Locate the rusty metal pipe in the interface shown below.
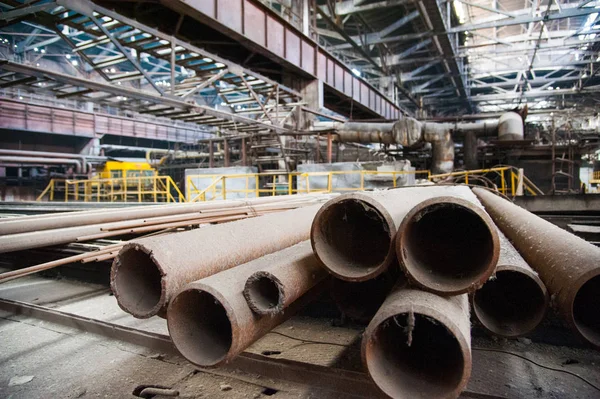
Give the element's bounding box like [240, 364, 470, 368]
[0, 193, 331, 236]
[0, 149, 90, 173]
[242, 241, 327, 316]
[330, 266, 402, 323]
[312, 186, 498, 286]
[473, 187, 600, 347]
[472, 232, 548, 337]
[0, 156, 83, 174]
[167, 243, 326, 368]
[112, 205, 321, 319]
[396, 191, 499, 295]
[362, 286, 471, 399]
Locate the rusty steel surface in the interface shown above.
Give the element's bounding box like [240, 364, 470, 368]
[167, 243, 327, 368]
[242, 241, 327, 316]
[473, 187, 600, 348]
[362, 286, 471, 399]
[472, 231, 549, 338]
[311, 192, 396, 282]
[330, 265, 402, 323]
[311, 186, 498, 286]
[396, 191, 499, 295]
[111, 205, 322, 319]
[0, 193, 325, 236]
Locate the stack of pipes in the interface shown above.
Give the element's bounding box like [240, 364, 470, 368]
[107, 186, 600, 399]
[0, 194, 335, 283]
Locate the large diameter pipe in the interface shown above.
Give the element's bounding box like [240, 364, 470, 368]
[362, 286, 471, 399]
[335, 122, 397, 145]
[0, 149, 90, 173]
[111, 205, 321, 319]
[330, 266, 402, 323]
[242, 241, 327, 316]
[395, 191, 499, 295]
[311, 186, 498, 287]
[0, 193, 330, 236]
[472, 232, 549, 337]
[473, 187, 600, 347]
[0, 156, 83, 173]
[167, 243, 326, 368]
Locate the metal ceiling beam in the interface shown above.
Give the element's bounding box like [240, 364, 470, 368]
[373, 39, 433, 66]
[448, 4, 600, 33]
[417, 0, 471, 110]
[423, 85, 600, 103]
[471, 74, 583, 89]
[319, 0, 412, 16]
[0, 60, 294, 134]
[378, 10, 420, 38]
[330, 31, 433, 50]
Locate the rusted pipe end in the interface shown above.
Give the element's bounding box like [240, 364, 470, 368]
[362, 299, 471, 398]
[243, 271, 285, 316]
[473, 265, 548, 337]
[571, 271, 600, 347]
[110, 243, 166, 319]
[396, 196, 499, 295]
[311, 194, 396, 282]
[167, 285, 233, 368]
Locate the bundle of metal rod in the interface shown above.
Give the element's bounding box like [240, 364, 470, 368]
[311, 186, 499, 294]
[242, 241, 327, 316]
[362, 285, 471, 399]
[473, 187, 600, 347]
[0, 197, 332, 254]
[0, 229, 176, 284]
[329, 266, 402, 323]
[0, 243, 122, 284]
[167, 242, 327, 368]
[112, 205, 322, 319]
[0, 193, 333, 236]
[472, 231, 548, 337]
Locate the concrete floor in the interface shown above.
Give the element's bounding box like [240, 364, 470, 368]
[1, 273, 599, 398]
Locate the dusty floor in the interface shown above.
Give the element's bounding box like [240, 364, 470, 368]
[1, 273, 599, 398]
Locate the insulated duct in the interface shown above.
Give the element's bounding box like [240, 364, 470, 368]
[334, 112, 523, 174]
[0, 149, 92, 174]
[0, 156, 83, 174]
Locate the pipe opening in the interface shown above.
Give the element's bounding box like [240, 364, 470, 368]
[113, 247, 163, 317]
[168, 289, 232, 367]
[367, 313, 465, 398]
[244, 274, 283, 314]
[573, 275, 600, 346]
[401, 202, 494, 292]
[473, 270, 547, 336]
[330, 272, 397, 322]
[313, 198, 391, 279]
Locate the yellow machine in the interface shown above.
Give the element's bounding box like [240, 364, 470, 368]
[96, 160, 156, 180]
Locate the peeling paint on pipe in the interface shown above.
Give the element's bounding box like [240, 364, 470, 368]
[311, 186, 498, 289]
[473, 187, 600, 347]
[362, 285, 471, 399]
[472, 231, 548, 337]
[167, 243, 326, 368]
[396, 191, 499, 295]
[111, 205, 321, 318]
[242, 241, 327, 316]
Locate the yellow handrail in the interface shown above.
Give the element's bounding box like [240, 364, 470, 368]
[190, 176, 224, 202]
[36, 167, 541, 203]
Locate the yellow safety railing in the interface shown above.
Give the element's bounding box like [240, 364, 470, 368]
[36, 174, 186, 203]
[186, 167, 541, 201]
[590, 170, 600, 184]
[430, 166, 543, 197]
[186, 170, 432, 201]
[38, 167, 541, 203]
